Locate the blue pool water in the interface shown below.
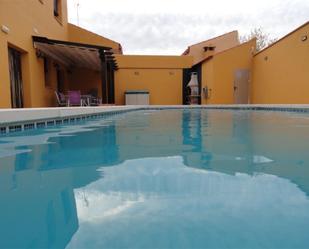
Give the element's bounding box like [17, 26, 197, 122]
[1, 109, 309, 249]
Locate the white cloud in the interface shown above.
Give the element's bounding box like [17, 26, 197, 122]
[67, 156, 309, 249]
[67, 0, 309, 54]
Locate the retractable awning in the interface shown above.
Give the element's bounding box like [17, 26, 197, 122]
[33, 36, 118, 104]
[32, 36, 118, 70]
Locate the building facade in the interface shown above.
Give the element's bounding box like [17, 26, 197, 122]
[1, 0, 308, 108]
[0, 0, 121, 108]
[251, 22, 309, 104]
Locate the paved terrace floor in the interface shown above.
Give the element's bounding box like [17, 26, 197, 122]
[1, 104, 309, 126]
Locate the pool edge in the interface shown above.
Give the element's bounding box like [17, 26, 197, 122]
[1, 104, 309, 135]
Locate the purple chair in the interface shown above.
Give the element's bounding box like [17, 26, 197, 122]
[67, 91, 83, 106]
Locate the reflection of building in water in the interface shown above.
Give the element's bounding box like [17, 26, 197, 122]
[114, 109, 210, 166]
[115, 110, 185, 159]
[0, 123, 120, 248]
[182, 110, 309, 195]
[0, 165, 78, 248]
[115, 110, 309, 196]
[1, 110, 309, 248]
[9, 125, 120, 172]
[194, 110, 256, 172]
[182, 109, 212, 167]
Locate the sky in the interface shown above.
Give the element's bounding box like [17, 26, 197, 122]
[67, 0, 309, 55]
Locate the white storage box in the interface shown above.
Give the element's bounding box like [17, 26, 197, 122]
[125, 90, 149, 105]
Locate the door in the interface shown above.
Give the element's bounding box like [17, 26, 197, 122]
[234, 69, 250, 104]
[8, 47, 24, 108]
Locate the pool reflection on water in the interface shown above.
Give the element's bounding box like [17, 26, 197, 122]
[0, 109, 309, 248]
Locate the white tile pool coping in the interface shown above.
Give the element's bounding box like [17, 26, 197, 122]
[1, 104, 309, 135]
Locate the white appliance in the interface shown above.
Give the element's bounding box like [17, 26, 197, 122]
[125, 90, 149, 105]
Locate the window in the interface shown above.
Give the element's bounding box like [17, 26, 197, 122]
[54, 0, 59, 16]
[8, 47, 24, 108]
[53, 0, 63, 24]
[204, 46, 215, 52]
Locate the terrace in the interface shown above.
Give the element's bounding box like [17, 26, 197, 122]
[33, 36, 118, 106]
[1, 1, 309, 248]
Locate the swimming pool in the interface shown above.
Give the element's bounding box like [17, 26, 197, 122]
[1, 108, 309, 248]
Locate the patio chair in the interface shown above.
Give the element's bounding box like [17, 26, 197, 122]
[67, 90, 83, 106]
[55, 91, 67, 107]
[89, 96, 102, 106]
[87, 89, 102, 106]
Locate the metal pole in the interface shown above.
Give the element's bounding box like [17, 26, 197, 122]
[108, 64, 115, 104]
[99, 49, 107, 104]
[76, 0, 80, 26]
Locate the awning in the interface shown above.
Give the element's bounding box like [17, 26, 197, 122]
[32, 36, 118, 71]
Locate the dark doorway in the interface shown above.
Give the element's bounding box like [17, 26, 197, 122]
[192, 63, 202, 105]
[182, 69, 191, 105]
[56, 67, 65, 93]
[8, 47, 24, 108]
[183, 66, 202, 105]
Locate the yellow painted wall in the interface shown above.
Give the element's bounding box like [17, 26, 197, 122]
[251, 22, 309, 104]
[43, 60, 69, 107]
[115, 68, 183, 105]
[0, 0, 68, 108]
[201, 59, 214, 103]
[201, 39, 256, 104]
[67, 24, 122, 53]
[0, 0, 120, 108]
[0, 37, 11, 107]
[115, 55, 193, 69]
[40, 60, 57, 106]
[184, 31, 240, 65]
[115, 55, 192, 105]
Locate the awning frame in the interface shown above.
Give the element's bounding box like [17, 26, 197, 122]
[33, 36, 118, 104]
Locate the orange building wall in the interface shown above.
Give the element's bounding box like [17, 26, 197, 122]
[114, 55, 192, 105]
[67, 24, 122, 53]
[115, 55, 193, 69]
[2, 2, 307, 108]
[201, 39, 256, 104]
[115, 68, 183, 105]
[0, 0, 120, 108]
[43, 60, 61, 107]
[184, 31, 240, 65]
[0, 0, 68, 108]
[201, 59, 214, 104]
[0, 39, 12, 107]
[251, 22, 309, 104]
